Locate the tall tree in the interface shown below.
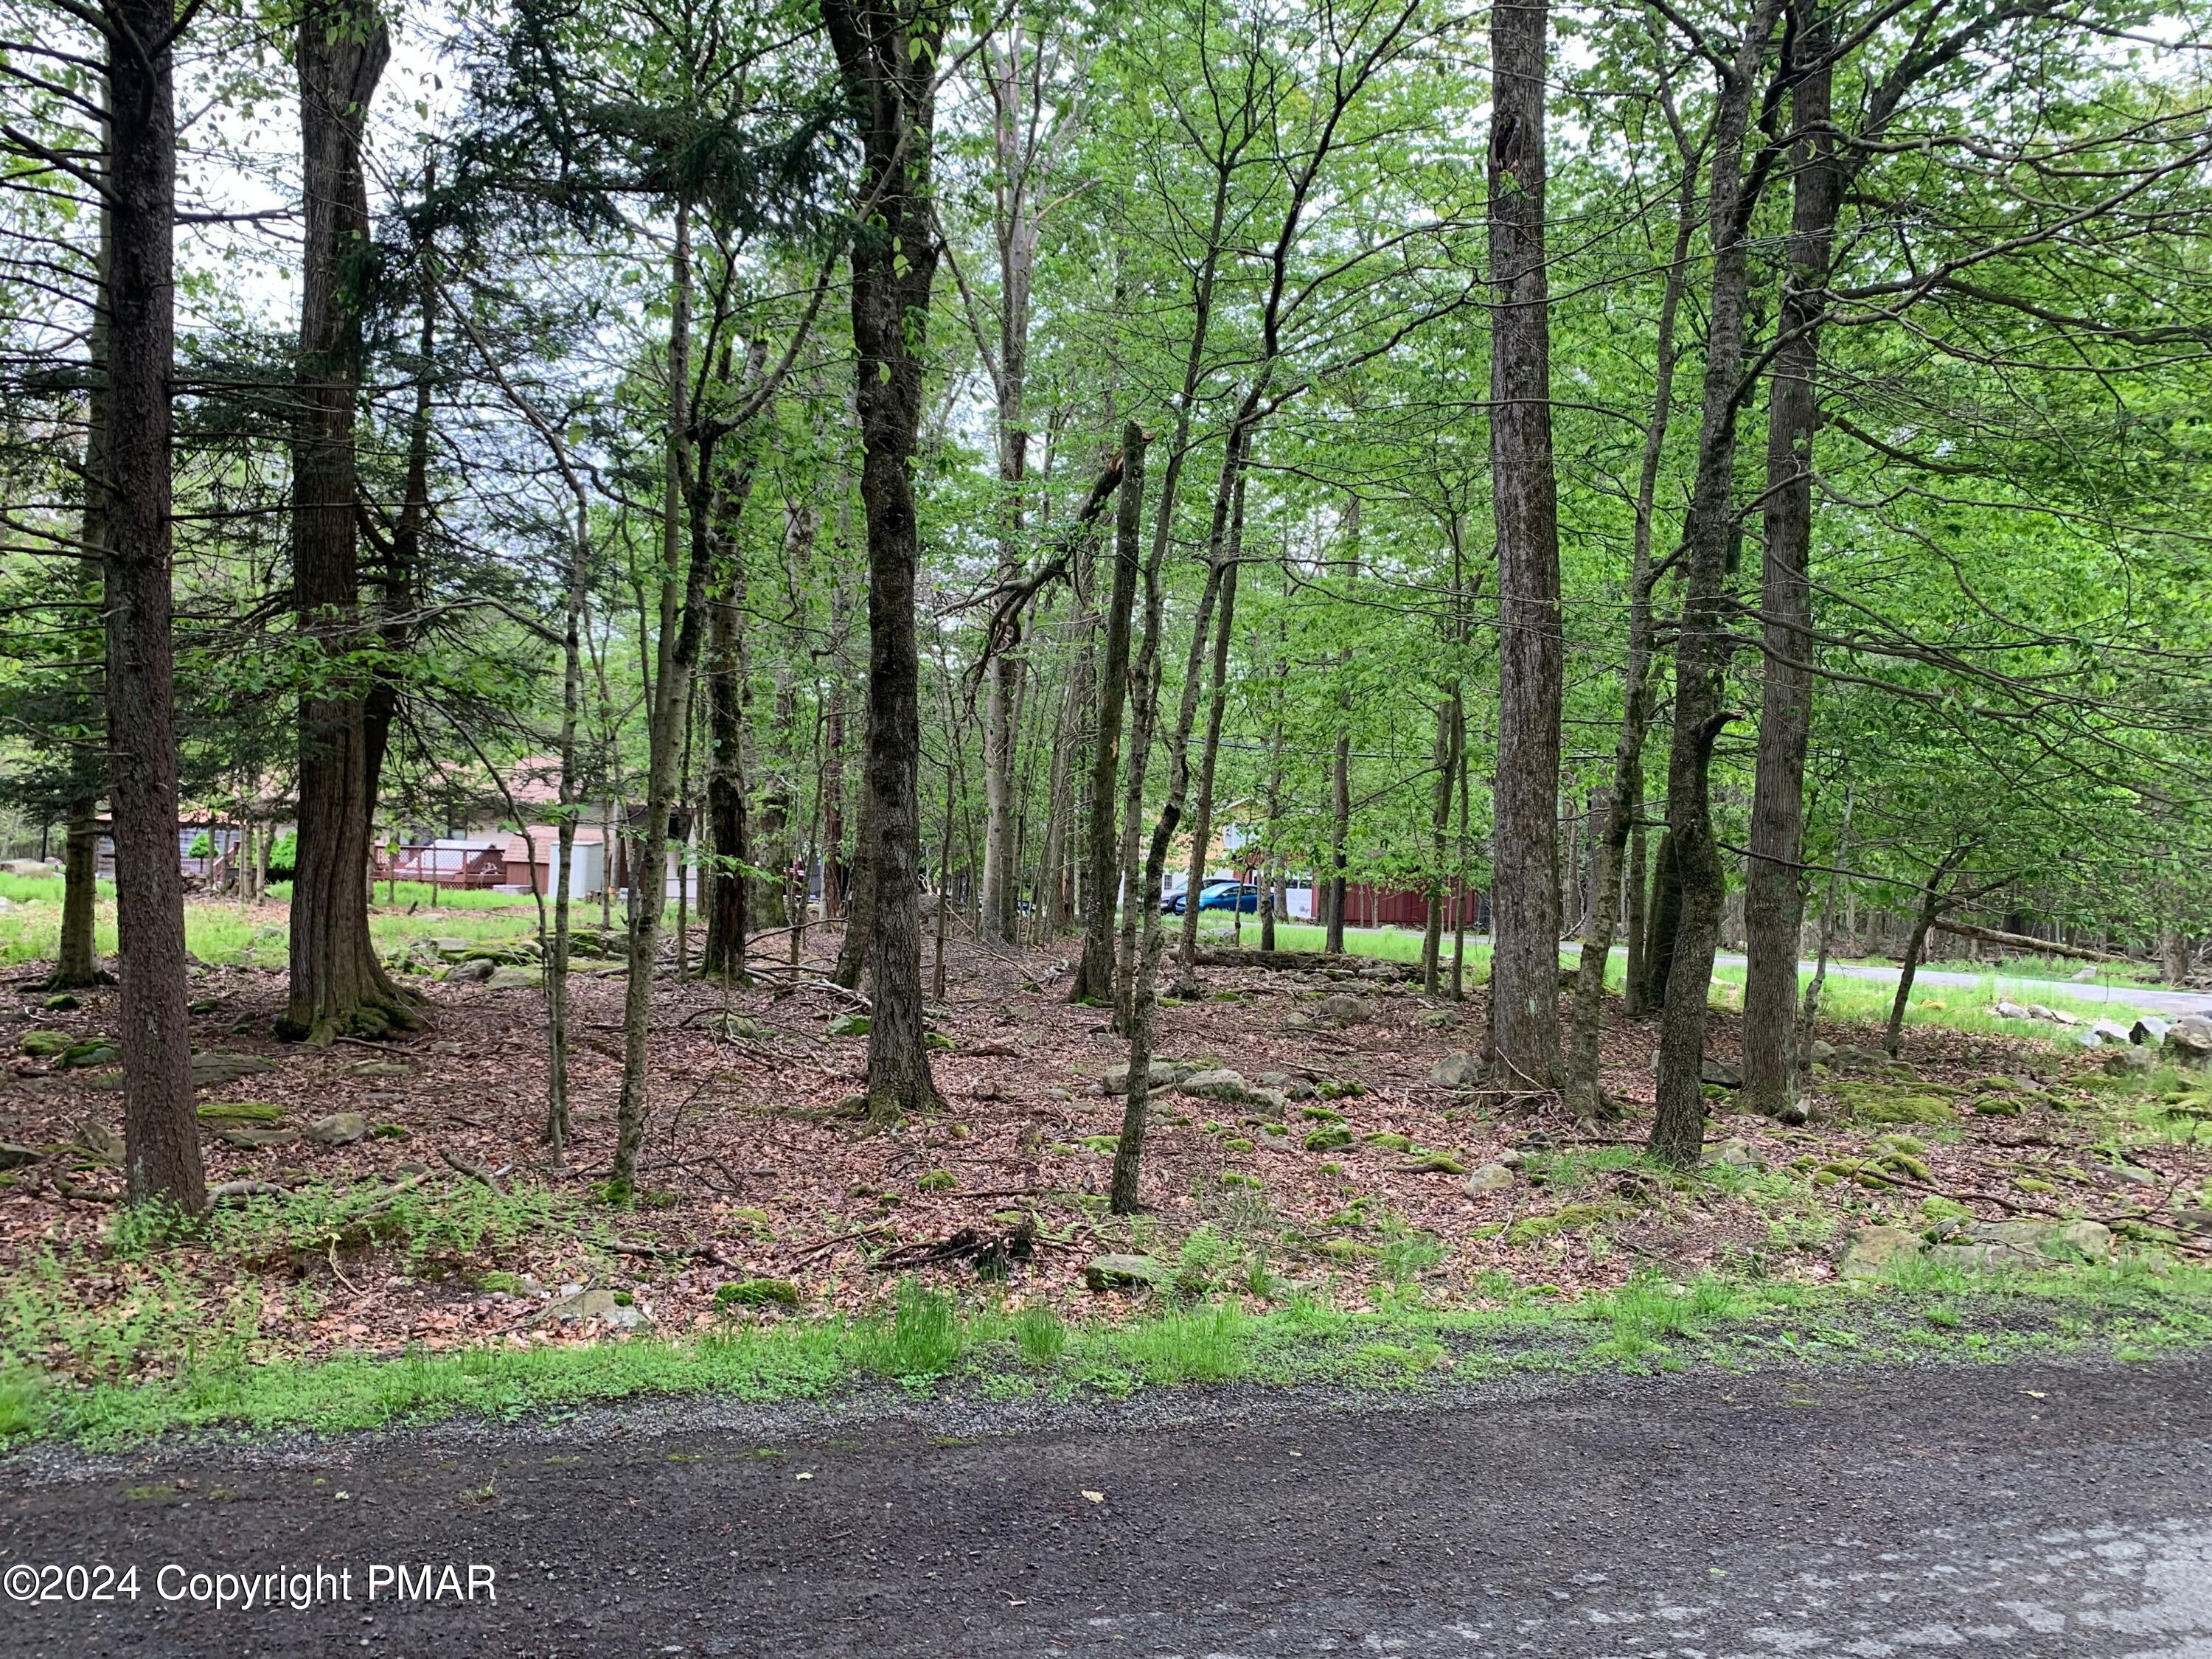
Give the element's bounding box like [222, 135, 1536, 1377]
[1740, 1, 1838, 1122]
[101, 0, 204, 1211]
[282, 0, 412, 1045]
[1484, 0, 1564, 1094]
[820, 0, 948, 1122]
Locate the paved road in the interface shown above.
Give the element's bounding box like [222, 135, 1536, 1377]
[1708, 953, 2212, 1020]
[5, 1357, 2209, 1657]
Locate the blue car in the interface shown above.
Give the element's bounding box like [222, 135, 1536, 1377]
[1166, 880, 1259, 916]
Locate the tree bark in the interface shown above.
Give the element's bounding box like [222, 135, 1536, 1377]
[1326, 708, 1350, 954]
[1643, 827, 1683, 1014]
[1484, 0, 1565, 1093]
[1622, 819, 1649, 1018]
[821, 0, 947, 1122]
[101, 0, 204, 1212]
[1110, 546, 1229, 1214]
[1562, 129, 1700, 1118]
[1647, 1, 1783, 1168]
[1071, 423, 1144, 1004]
[1742, 5, 1840, 1122]
[1172, 449, 1246, 995]
[283, 0, 411, 1046]
[1420, 686, 1460, 995]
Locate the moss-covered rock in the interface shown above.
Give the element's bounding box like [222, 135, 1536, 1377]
[1302, 1124, 1355, 1152]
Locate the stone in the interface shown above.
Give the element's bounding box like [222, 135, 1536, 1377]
[303, 1111, 369, 1147]
[1102, 1060, 1191, 1094]
[536, 1287, 650, 1331]
[1082, 1253, 1169, 1292]
[14, 1029, 72, 1060]
[484, 964, 543, 991]
[0, 1142, 42, 1171]
[442, 958, 495, 984]
[1463, 1162, 1516, 1196]
[1282, 1011, 1315, 1030]
[1837, 1224, 1922, 1280]
[1808, 1039, 1836, 1065]
[2132, 1016, 2170, 1046]
[196, 1100, 283, 1122]
[43, 993, 77, 1012]
[1302, 1123, 1354, 1152]
[1178, 1068, 1251, 1102]
[429, 938, 477, 958]
[343, 1060, 408, 1078]
[709, 1013, 773, 1043]
[2163, 1019, 2212, 1066]
[2105, 1046, 2158, 1076]
[827, 1012, 871, 1037]
[216, 1126, 300, 1150]
[2071, 967, 2100, 983]
[1926, 1218, 2112, 1272]
[1429, 1052, 1482, 1089]
[1994, 1000, 2031, 1020]
[1418, 1007, 1459, 1028]
[2047, 1008, 2081, 1027]
[1313, 993, 1374, 1026]
[1701, 1136, 1757, 1169]
[190, 1051, 275, 1090]
[2088, 1018, 2131, 1046]
[1701, 1057, 1744, 1089]
[58, 1040, 119, 1068]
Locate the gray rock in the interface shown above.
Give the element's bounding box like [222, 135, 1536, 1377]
[1994, 1000, 2031, 1020]
[2024, 1004, 2056, 1021]
[1082, 1253, 1169, 1292]
[2088, 1018, 2132, 1047]
[1314, 993, 1374, 1026]
[190, 1051, 275, 1089]
[2047, 1008, 2082, 1027]
[827, 1012, 871, 1037]
[1178, 1068, 1251, 1101]
[2105, 1046, 2157, 1076]
[343, 1060, 408, 1078]
[1701, 1058, 1744, 1088]
[2163, 1019, 2212, 1066]
[2132, 1016, 2170, 1046]
[442, 958, 495, 984]
[1282, 1012, 1315, 1031]
[2071, 967, 2100, 983]
[709, 1013, 773, 1043]
[536, 1287, 650, 1331]
[0, 1143, 43, 1171]
[1418, 1007, 1459, 1028]
[1463, 1162, 1516, 1196]
[17, 1029, 73, 1058]
[484, 964, 543, 991]
[75, 1121, 123, 1162]
[303, 1111, 369, 1147]
[1253, 1071, 1291, 1089]
[1429, 1052, 1482, 1089]
[216, 1125, 300, 1150]
[1701, 1136, 1757, 1169]
[1837, 1224, 1921, 1280]
[1925, 1218, 2111, 1271]
[1808, 1039, 1837, 1065]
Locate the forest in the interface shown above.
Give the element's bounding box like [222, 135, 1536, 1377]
[1, 0, 2211, 1435]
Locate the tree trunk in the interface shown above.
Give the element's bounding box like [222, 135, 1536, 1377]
[830, 723, 876, 990]
[1172, 452, 1246, 995]
[1642, 827, 1683, 1020]
[283, 0, 411, 1046]
[1885, 865, 1961, 1057]
[1110, 548, 1229, 1214]
[1622, 820, 1649, 1017]
[702, 465, 762, 981]
[1326, 709, 1349, 953]
[821, 0, 948, 1122]
[1742, 9, 1840, 1123]
[1647, 3, 1781, 1168]
[546, 493, 590, 1168]
[1561, 133, 1700, 1116]
[102, 0, 204, 1213]
[1484, 0, 1565, 1093]
[1420, 686, 1460, 995]
[611, 198, 703, 1194]
[1072, 423, 1144, 1004]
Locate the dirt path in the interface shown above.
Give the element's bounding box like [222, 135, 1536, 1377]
[5, 1355, 2208, 1657]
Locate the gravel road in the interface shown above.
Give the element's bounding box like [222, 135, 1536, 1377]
[4, 1354, 2209, 1657]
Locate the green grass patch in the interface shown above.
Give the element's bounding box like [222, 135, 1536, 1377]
[4, 1253, 2208, 1448]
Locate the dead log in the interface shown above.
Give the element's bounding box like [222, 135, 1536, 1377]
[1930, 920, 2124, 964]
[1187, 947, 1414, 975]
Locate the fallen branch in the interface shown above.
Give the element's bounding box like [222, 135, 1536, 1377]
[438, 1146, 508, 1194]
[1930, 920, 2125, 964]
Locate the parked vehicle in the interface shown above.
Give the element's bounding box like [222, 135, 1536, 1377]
[1167, 879, 1259, 916]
